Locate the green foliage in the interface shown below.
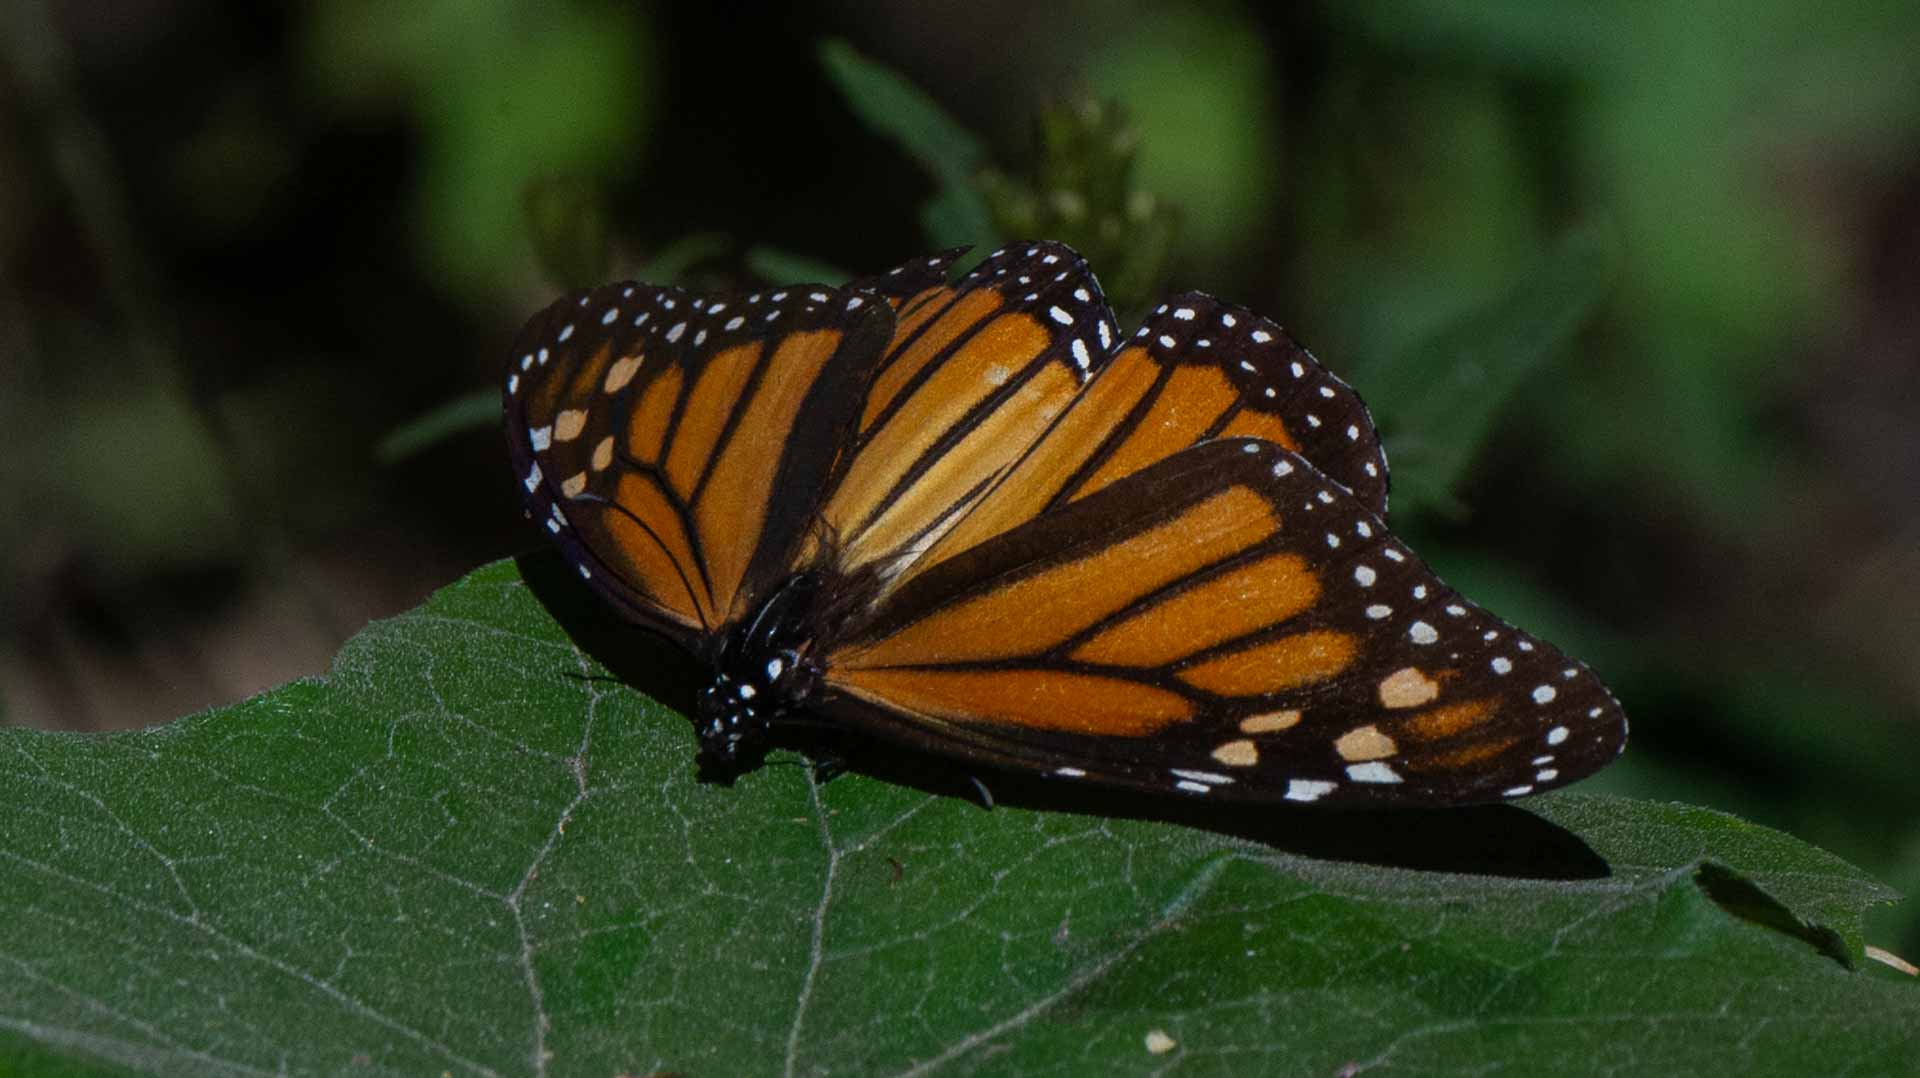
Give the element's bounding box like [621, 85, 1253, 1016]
[822, 43, 1187, 310]
[303, 0, 652, 299]
[1080, 5, 1282, 269]
[979, 98, 1181, 318]
[2, 561, 1913, 1074]
[375, 388, 498, 463]
[818, 39, 998, 251]
[1361, 222, 1617, 518]
[1321, 0, 1920, 524]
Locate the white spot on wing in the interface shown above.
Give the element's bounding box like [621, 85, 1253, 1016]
[1170, 769, 1231, 785]
[1285, 779, 1336, 802]
[1346, 761, 1402, 784]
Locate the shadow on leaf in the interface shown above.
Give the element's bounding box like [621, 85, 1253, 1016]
[1695, 862, 1853, 968]
[516, 550, 1611, 884]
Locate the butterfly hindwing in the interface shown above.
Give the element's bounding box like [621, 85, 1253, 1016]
[817, 437, 1624, 806]
[505, 281, 893, 646]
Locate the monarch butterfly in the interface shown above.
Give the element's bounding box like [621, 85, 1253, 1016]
[503, 242, 1626, 806]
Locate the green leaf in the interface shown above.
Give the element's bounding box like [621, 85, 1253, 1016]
[375, 388, 498, 462]
[1363, 221, 1617, 516]
[818, 38, 998, 250]
[4, 558, 1914, 1074]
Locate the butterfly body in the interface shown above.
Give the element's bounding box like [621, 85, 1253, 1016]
[696, 570, 827, 766]
[505, 242, 1627, 807]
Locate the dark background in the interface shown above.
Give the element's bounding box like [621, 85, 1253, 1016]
[4, 2, 1917, 954]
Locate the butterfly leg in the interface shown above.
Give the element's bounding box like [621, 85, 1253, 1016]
[967, 774, 996, 811]
[811, 755, 849, 785]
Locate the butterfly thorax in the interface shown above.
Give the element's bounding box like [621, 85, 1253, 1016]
[697, 573, 827, 767]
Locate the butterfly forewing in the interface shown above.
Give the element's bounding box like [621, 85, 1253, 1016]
[843, 247, 970, 310]
[813, 242, 1122, 578]
[912, 292, 1389, 584]
[505, 281, 892, 645]
[817, 438, 1625, 806]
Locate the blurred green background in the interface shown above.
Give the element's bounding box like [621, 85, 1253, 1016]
[3, 1, 1917, 957]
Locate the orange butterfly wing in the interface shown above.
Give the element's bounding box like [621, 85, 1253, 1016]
[506, 282, 891, 648]
[817, 438, 1625, 806]
[504, 241, 1628, 804]
[915, 292, 1389, 582]
[811, 242, 1121, 577]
